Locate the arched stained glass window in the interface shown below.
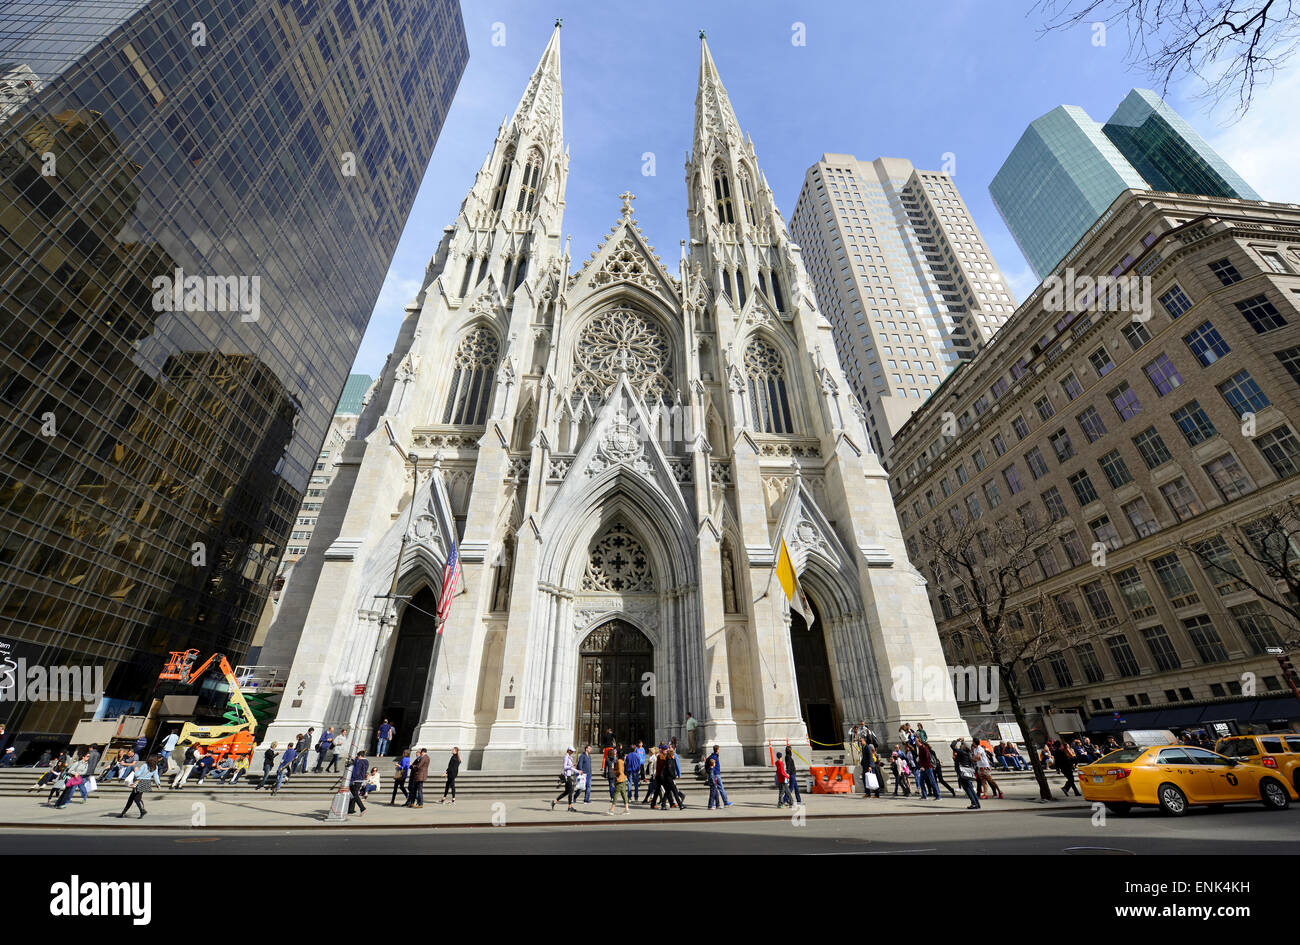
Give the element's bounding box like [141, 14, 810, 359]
[516, 148, 543, 214]
[744, 337, 793, 434]
[713, 161, 734, 224]
[443, 326, 500, 425]
[737, 168, 757, 226]
[490, 146, 514, 213]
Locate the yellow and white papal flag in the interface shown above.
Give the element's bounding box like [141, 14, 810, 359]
[775, 538, 815, 630]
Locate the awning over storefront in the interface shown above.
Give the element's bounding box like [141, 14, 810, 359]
[1085, 695, 1300, 733]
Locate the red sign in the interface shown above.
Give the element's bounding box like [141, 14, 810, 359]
[353, 684, 366, 696]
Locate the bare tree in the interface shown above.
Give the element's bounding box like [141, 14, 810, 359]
[1035, 0, 1300, 115]
[917, 506, 1108, 801]
[1184, 499, 1300, 648]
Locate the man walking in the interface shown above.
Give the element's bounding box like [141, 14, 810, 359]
[159, 730, 179, 773]
[327, 729, 347, 773]
[708, 745, 733, 807]
[916, 740, 941, 800]
[294, 729, 313, 774]
[375, 719, 394, 757]
[624, 743, 642, 802]
[774, 751, 793, 808]
[405, 747, 428, 808]
[85, 744, 101, 780]
[313, 727, 335, 772]
[685, 711, 699, 758]
[551, 747, 578, 812]
[605, 747, 619, 801]
[576, 744, 593, 804]
[346, 750, 369, 816]
[608, 751, 629, 815]
[784, 742, 803, 805]
[272, 742, 297, 795]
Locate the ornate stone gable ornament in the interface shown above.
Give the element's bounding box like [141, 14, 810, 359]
[588, 409, 651, 478]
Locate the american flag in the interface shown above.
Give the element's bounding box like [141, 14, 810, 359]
[436, 541, 460, 630]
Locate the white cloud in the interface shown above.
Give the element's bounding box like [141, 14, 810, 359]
[1204, 67, 1300, 204]
[351, 268, 423, 376]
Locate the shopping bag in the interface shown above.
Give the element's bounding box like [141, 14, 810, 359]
[575, 772, 587, 791]
[864, 771, 879, 791]
[86, 777, 98, 793]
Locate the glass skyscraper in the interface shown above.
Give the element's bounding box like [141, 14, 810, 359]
[991, 89, 1258, 279]
[0, 1, 467, 749]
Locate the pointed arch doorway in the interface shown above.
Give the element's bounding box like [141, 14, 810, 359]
[575, 620, 654, 749]
[790, 596, 840, 748]
[378, 586, 440, 745]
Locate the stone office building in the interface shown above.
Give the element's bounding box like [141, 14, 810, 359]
[888, 189, 1300, 739]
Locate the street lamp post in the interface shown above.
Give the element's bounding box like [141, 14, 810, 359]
[346, 426, 420, 767]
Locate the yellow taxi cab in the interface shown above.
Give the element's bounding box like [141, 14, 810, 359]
[1214, 733, 1300, 791]
[1079, 744, 1297, 816]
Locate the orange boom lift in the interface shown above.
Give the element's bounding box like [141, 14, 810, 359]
[158, 649, 257, 762]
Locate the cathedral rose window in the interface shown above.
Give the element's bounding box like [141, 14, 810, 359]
[573, 307, 672, 405]
[582, 522, 653, 593]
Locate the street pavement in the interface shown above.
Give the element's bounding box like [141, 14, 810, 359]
[3, 776, 1298, 853]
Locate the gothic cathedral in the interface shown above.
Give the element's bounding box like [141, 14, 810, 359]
[259, 26, 967, 768]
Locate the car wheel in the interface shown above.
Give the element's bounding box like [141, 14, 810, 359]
[1261, 778, 1290, 811]
[1104, 802, 1131, 816]
[1157, 782, 1188, 816]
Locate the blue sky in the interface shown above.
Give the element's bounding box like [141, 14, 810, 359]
[350, 0, 1300, 377]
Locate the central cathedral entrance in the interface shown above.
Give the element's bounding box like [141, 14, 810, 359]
[576, 620, 653, 749]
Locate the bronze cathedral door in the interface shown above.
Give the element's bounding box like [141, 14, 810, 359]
[576, 620, 653, 748]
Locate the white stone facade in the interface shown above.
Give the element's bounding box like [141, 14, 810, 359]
[257, 28, 968, 769]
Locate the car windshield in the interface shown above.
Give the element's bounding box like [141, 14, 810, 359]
[1215, 738, 1257, 757]
[1097, 748, 1146, 764]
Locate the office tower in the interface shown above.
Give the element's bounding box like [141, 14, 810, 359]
[256, 29, 966, 767]
[992, 90, 1260, 280]
[790, 155, 1016, 461]
[890, 189, 1300, 738]
[0, 1, 467, 749]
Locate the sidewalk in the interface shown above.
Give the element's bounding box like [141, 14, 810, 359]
[0, 779, 1089, 830]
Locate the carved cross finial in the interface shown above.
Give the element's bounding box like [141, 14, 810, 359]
[619, 191, 636, 218]
[555, 18, 562, 28]
[699, 29, 706, 39]
[617, 347, 630, 375]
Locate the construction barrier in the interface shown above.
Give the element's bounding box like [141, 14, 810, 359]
[809, 765, 854, 794]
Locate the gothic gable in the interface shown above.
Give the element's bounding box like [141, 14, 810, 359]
[568, 205, 680, 306]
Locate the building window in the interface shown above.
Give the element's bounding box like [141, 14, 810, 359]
[1275, 345, 1300, 386]
[1041, 486, 1068, 521]
[1150, 552, 1197, 603]
[1143, 353, 1184, 396]
[737, 168, 757, 226]
[1061, 531, 1088, 566]
[982, 480, 1002, 508]
[1048, 429, 1075, 462]
[1183, 321, 1231, 366]
[713, 161, 735, 224]
[1077, 643, 1106, 684]
[991, 432, 1007, 456]
[1089, 347, 1116, 376]
[1158, 285, 1193, 319]
[1203, 453, 1254, 502]
[1098, 449, 1133, 487]
[1208, 258, 1243, 286]
[1159, 477, 1204, 521]
[443, 326, 500, 425]
[1253, 425, 1300, 478]
[1025, 447, 1050, 479]
[1011, 415, 1031, 440]
[1231, 601, 1285, 655]
[1048, 652, 1074, 689]
[1193, 535, 1247, 596]
[1217, 370, 1270, 418]
[966, 494, 983, 519]
[1082, 580, 1116, 621]
[1234, 294, 1287, 333]
[1060, 372, 1083, 401]
[1182, 614, 1228, 663]
[1076, 405, 1107, 442]
[1106, 634, 1141, 677]
[1003, 464, 1024, 494]
[1035, 544, 1061, 577]
[1132, 427, 1172, 469]
[1170, 400, 1217, 446]
[1034, 395, 1055, 420]
[1258, 249, 1291, 273]
[490, 535, 516, 612]
[515, 147, 543, 214]
[1114, 566, 1155, 615]
[1089, 515, 1122, 550]
[745, 337, 793, 434]
[1109, 381, 1143, 421]
[1122, 497, 1160, 538]
[1141, 626, 1182, 671]
[489, 145, 514, 213]
[1067, 469, 1099, 506]
[1121, 321, 1151, 350]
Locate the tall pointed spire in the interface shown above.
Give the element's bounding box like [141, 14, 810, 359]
[693, 32, 742, 157]
[511, 21, 563, 150]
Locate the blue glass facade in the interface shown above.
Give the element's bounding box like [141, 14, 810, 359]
[0, 0, 467, 746]
[991, 90, 1257, 279]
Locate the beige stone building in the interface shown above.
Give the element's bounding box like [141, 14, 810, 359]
[789, 155, 1016, 462]
[253, 28, 967, 769]
[888, 188, 1300, 739]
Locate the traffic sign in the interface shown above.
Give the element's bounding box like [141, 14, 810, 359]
[353, 684, 366, 695]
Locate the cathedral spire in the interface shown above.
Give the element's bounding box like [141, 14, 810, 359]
[693, 33, 742, 158]
[510, 21, 563, 149]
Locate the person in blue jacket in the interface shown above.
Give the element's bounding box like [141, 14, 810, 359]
[576, 745, 593, 803]
[272, 743, 297, 795]
[346, 750, 370, 815]
[624, 745, 643, 801]
[708, 745, 733, 807]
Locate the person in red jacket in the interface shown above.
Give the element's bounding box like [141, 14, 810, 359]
[775, 752, 793, 808]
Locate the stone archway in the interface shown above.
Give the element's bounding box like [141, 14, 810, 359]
[575, 620, 654, 749]
[378, 586, 440, 746]
[789, 594, 841, 748]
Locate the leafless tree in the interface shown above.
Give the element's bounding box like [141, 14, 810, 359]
[1035, 0, 1300, 115]
[917, 506, 1109, 800]
[1184, 499, 1300, 649]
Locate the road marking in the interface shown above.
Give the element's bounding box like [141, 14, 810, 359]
[809, 848, 938, 855]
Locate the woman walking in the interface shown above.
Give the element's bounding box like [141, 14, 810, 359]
[951, 739, 981, 810]
[1053, 740, 1080, 797]
[705, 756, 723, 810]
[660, 748, 684, 810]
[440, 747, 460, 804]
[973, 739, 1004, 799]
[550, 747, 578, 812]
[119, 755, 162, 818]
[932, 754, 958, 798]
[391, 750, 410, 805]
